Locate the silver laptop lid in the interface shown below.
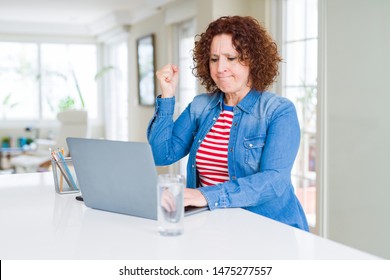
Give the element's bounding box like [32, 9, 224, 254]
[67, 138, 157, 220]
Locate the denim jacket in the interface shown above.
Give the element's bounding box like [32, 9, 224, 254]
[147, 89, 309, 231]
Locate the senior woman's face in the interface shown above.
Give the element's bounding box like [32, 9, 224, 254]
[209, 34, 251, 96]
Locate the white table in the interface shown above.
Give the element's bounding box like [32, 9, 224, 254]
[0, 172, 380, 260]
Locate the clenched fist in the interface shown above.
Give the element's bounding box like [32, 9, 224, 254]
[156, 64, 179, 98]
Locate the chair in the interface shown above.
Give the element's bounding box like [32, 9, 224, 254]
[11, 110, 89, 173]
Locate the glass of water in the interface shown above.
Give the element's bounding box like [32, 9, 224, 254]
[157, 174, 185, 236]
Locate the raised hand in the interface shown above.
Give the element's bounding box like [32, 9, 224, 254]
[156, 64, 179, 98]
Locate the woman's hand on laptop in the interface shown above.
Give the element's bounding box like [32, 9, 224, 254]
[161, 189, 177, 213]
[184, 188, 207, 207]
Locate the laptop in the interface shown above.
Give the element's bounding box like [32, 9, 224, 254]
[67, 137, 207, 220]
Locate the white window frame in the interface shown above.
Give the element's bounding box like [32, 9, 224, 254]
[272, 0, 321, 235]
[99, 29, 129, 141]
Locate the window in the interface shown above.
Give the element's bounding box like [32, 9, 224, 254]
[176, 19, 197, 112]
[0, 42, 39, 120]
[281, 0, 318, 228]
[0, 42, 97, 121]
[102, 39, 129, 141]
[174, 19, 197, 176]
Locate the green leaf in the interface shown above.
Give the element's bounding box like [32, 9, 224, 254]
[71, 69, 85, 109]
[58, 96, 75, 111]
[2, 93, 20, 108]
[3, 93, 12, 105]
[94, 65, 114, 80]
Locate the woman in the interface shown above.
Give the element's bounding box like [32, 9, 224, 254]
[147, 16, 309, 231]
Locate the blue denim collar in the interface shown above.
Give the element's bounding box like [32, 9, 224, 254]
[236, 89, 261, 114]
[208, 89, 261, 113]
[207, 93, 223, 110]
[206, 89, 263, 115]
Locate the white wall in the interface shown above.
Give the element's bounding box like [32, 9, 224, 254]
[196, 0, 269, 32]
[323, 0, 390, 259]
[127, 12, 167, 142]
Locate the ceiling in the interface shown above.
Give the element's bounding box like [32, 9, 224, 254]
[0, 0, 178, 35]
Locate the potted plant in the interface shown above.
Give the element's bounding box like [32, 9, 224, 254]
[1, 136, 11, 148]
[56, 66, 114, 112]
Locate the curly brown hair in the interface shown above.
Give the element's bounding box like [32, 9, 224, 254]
[193, 16, 282, 93]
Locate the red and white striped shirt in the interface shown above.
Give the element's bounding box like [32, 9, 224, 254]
[196, 104, 234, 186]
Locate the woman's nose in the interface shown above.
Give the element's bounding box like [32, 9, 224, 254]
[217, 59, 227, 73]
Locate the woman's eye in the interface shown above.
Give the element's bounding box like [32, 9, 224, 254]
[228, 57, 237, 61]
[210, 58, 218, 62]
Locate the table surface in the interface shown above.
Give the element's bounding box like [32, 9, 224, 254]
[0, 172, 380, 260]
